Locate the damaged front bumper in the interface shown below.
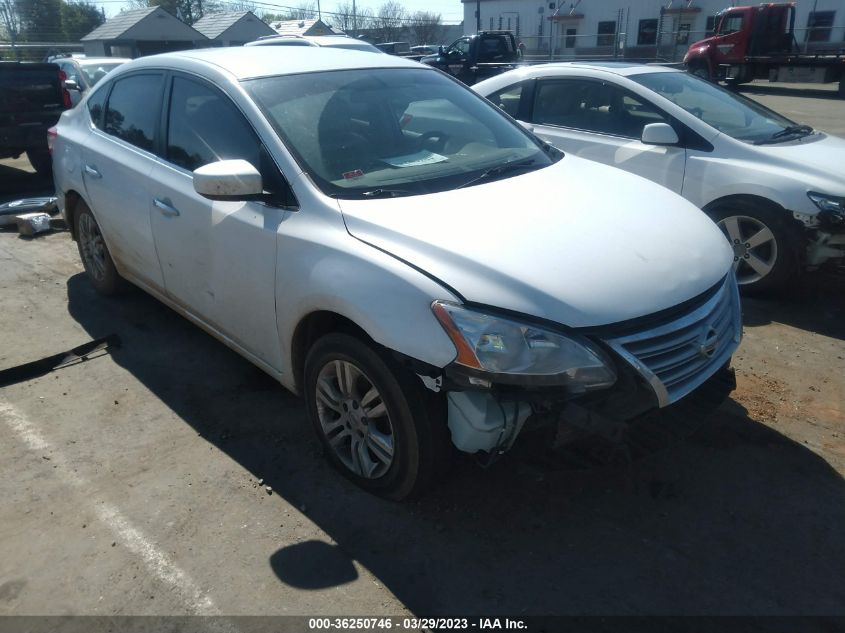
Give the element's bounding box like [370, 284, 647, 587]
[431, 273, 742, 457]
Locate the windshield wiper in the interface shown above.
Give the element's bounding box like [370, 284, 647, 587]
[456, 159, 540, 190]
[329, 188, 413, 199]
[755, 124, 814, 145]
[360, 188, 413, 198]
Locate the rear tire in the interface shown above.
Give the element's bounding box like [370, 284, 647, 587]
[304, 333, 450, 500]
[26, 148, 52, 178]
[706, 198, 802, 293]
[74, 201, 125, 296]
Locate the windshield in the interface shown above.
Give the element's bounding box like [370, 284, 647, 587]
[243, 68, 552, 198]
[80, 63, 123, 86]
[630, 71, 800, 143]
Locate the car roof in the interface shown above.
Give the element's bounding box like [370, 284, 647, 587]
[126, 46, 422, 80]
[528, 61, 682, 77]
[77, 57, 132, 65]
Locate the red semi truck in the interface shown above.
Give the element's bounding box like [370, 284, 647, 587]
[683, 3, 845, 97]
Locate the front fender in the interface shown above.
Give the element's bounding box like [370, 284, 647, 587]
[274, 218, 459, 393]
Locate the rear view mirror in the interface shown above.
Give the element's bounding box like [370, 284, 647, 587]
[193, 159, 263, 201]
[641, 122, 679, 146]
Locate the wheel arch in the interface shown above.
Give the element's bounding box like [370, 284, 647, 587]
[289, 310, 374, 396]
[702, 193, 785, 216]
[63, 189, 85, 240]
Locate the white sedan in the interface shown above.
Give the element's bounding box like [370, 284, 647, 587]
[52, 49, 738, 498]
[475, 63, 845, 291]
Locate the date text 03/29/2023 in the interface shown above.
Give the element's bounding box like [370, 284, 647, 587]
[307, 617, 528, 630]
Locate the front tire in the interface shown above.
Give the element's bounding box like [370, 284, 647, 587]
[74, 201, 125, 296]
[707, 198, 802, 292]
[304, 333, 449, 500]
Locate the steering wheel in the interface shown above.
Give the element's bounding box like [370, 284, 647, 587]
[417, 130, 450, 153]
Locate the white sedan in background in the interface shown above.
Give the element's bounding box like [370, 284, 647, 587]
[475, 63, 845, 291]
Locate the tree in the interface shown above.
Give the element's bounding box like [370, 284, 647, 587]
[329, 2, 372, 35]
[125, 0, 220, 24]
[15, 0, 63, 41]
[371, 0, 404, 43]
[61, 1, 104, 41]
[409, 10, 440, 46]
[0, 0, 21, 43]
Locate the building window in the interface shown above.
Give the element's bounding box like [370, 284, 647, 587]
[565, 27, 576, 49]
[807, 11, 835, 42]
[597, 20, 616, 47]
[637, 18, 658, 45]
[705, 15, 717, 37]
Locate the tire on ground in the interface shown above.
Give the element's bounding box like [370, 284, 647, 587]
[73, 200, 126, 296]
[304, 332, 451, 500]
[25, 148, 52, 178]
[706, 197, 803, 294]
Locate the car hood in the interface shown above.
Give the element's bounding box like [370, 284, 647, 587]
[751, 133, 845, 194]
[338, 156, 733, 328]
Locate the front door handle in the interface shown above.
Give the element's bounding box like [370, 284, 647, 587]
[153, 198, 180, 217]
[83, 164, 101, 179]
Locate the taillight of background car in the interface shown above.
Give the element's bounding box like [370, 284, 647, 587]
[58, 70, 72, 109]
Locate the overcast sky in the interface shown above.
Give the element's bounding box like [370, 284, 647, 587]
[96, 0, 467, 23]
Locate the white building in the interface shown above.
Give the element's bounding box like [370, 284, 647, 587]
[460, 0, 845, 60]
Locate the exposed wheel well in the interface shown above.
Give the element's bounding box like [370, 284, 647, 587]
[290, 311, 372, 395]
[64, 190, 83, 240]
[703, 194, 784, 217]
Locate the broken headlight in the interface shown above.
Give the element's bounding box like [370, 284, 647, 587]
[808, 192, 845, 224]
[431, 301, 616, 390]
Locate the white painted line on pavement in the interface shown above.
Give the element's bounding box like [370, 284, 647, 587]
[0, 399, 219, 616]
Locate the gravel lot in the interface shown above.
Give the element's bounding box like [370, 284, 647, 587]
[0, 82, 843, 621]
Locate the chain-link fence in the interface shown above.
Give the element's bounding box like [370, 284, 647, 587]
[0, 41, 83, 62]
[516, 26, 844, 64]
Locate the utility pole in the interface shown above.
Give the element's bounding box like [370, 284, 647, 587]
[352, 0, 357, 36]
[476, 0, 481, 32]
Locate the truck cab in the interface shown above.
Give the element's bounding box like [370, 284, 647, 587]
[421, 31, 519, 85]
[684, 2, 844, 95]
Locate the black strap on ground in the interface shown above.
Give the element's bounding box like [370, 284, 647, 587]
[0, 335, 121, 388]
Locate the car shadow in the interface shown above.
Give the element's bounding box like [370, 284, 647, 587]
[65, 273, 845, 616]
[741, 272, 845, 340]
[0, 160, 53, 202]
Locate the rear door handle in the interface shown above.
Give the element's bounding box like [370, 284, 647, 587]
[83, 164, 101, 179]
[153, 198, 180, 217]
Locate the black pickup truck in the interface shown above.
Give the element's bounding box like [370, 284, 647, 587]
[0, 62, 68, 176]
[421, 31, 521, 85]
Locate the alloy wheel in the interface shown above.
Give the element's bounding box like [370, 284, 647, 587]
[78, 212, 107, 282]
[315, 359, 395, 479]
[717, 214, 778, 285]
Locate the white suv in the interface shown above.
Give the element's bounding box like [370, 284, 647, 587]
[53, 48, 740, 498]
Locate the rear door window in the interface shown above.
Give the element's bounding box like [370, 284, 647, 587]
[103, 73, 164, 152]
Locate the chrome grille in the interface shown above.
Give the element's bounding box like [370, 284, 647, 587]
[605, 275, 742, 407]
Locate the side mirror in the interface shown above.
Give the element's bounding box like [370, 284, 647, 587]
[193, 159, 263, 201]
[64, 79, 80, 91]
[641, 122, 679, 146]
